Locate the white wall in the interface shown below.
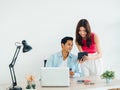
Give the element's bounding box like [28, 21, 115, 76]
[0, 0, 120, 84]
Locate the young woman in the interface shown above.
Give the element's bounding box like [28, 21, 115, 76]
[75, 19, 103, 76]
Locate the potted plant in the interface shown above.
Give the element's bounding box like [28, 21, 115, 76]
[25, 75, 37, 90]
[31, 83, 36, 89]
[26, 83, 31, 90]
[100, 70, 115, 83]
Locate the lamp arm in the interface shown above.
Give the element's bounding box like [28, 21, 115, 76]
[9, 46, 21, 67]
[9, 46, 21, 88]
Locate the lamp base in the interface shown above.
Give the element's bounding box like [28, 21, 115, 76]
[9, 86, 22, 90]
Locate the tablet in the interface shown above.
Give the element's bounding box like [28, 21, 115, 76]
[77, 52, 88, 60]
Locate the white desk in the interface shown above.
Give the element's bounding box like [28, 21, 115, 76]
[1, 76, 120, 90]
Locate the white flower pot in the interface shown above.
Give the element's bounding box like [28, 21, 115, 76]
[106, 78, 112, 84]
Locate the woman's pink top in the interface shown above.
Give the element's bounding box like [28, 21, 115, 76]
[81, 33, 97, 54]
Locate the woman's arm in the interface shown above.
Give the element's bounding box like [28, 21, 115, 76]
[75, 42, 83, 52]
[92, 33, 102, 60]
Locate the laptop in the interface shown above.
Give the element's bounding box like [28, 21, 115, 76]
[40, 67, 70, 86]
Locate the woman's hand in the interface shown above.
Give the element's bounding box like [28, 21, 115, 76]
[78, 58, 85, 63]
[82, 55, 91, 61]
[78, 55, 91, 63]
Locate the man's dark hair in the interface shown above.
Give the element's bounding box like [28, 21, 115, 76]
[61, 36, 73, 44]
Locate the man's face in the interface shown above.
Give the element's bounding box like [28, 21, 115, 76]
[62, 40, 73, 53]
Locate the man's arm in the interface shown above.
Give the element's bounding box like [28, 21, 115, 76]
[70, 55, 83, 77]
[73, 62, 83, 77]
[46, 55, 54, 67]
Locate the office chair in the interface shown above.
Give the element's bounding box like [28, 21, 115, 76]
[44, 60, 47, 67]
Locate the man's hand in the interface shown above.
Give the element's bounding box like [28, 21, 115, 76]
[70, 71, 74, 77]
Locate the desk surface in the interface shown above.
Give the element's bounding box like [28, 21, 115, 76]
[1, 76, 120, 90]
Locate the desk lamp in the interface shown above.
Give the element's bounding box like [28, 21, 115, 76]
[9, 40, 32, 90]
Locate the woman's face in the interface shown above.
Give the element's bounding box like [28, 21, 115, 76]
[79, 26, 87, 38]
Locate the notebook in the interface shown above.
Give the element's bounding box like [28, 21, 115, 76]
[40, 67, 70, 86]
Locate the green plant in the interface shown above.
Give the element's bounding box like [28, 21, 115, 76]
[25, 81, 36, 89]
[25, 75, 36, 89]
[101, 70, 115, 79]
[31, 83, 36, 89]
[26, 84, 31, 89]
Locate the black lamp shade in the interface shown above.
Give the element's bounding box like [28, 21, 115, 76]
[22, 40, 32, 53]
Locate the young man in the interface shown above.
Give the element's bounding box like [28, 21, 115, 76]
[46, 36, 82, 77]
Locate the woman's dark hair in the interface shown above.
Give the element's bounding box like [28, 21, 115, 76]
[61, 36, 73, 45]
[75, 19, 92, 47]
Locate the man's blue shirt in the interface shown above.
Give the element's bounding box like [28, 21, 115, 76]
[46, 51, 82, 77]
